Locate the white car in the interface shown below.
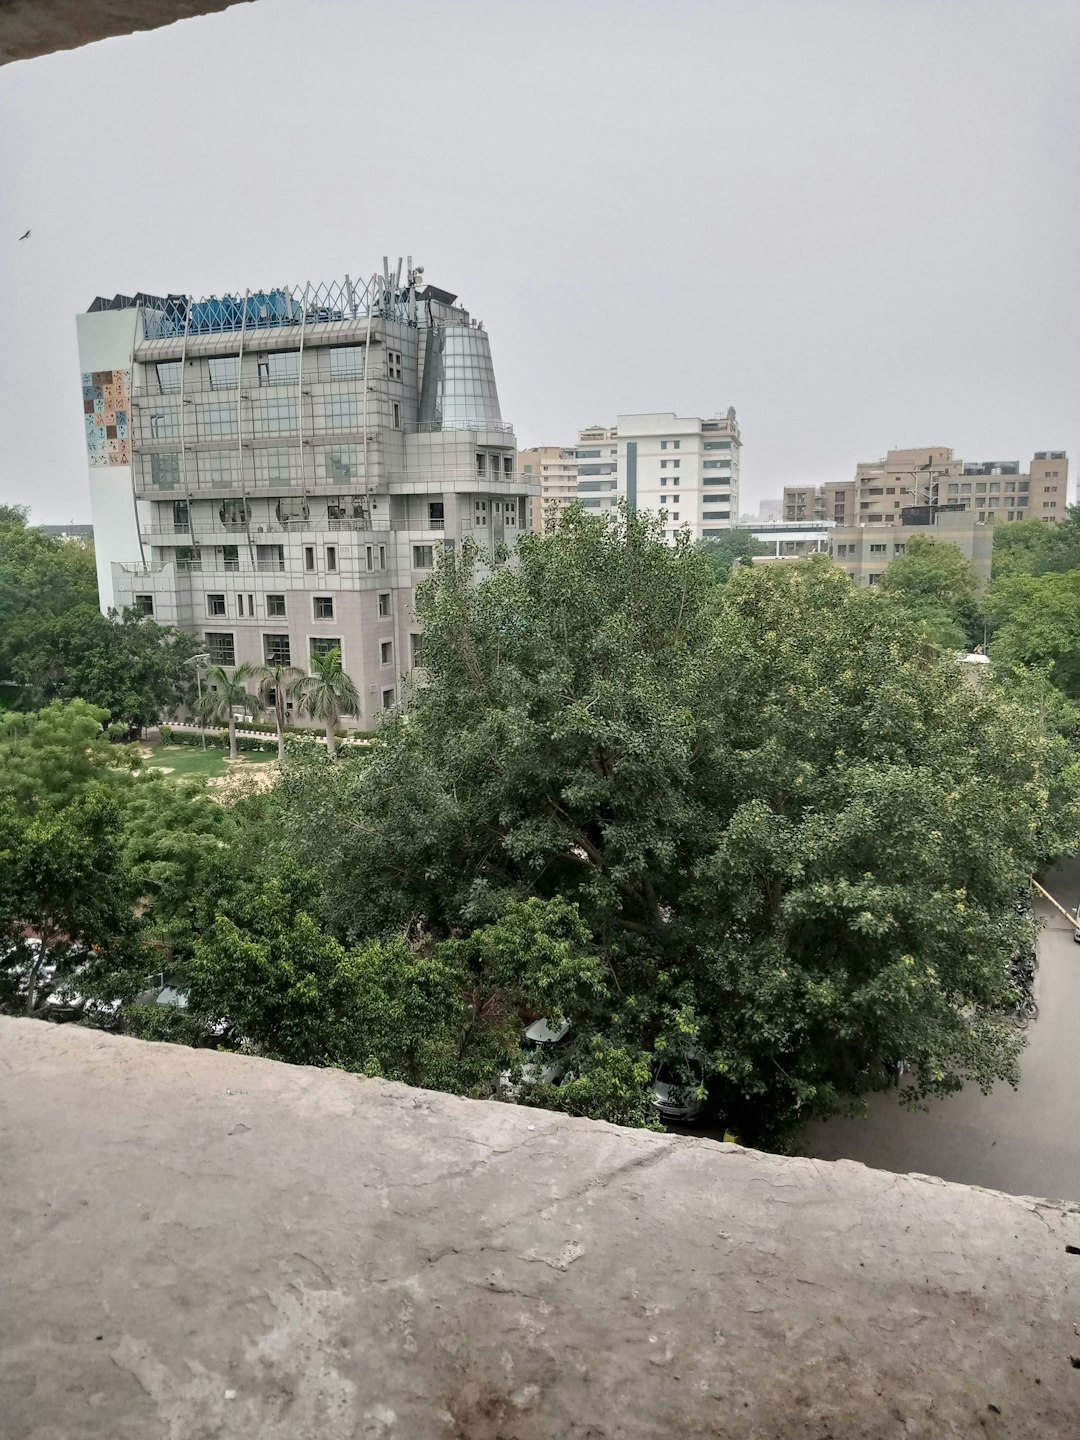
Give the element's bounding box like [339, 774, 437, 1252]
[651, 1060, 705, 1123]
[497, 1018, 573, 1100]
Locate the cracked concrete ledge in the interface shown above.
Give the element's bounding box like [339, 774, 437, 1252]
[2, 1018, 1079, 1439]
[0, 1, 250, 65]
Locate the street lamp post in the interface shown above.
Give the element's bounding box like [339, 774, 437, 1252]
[186, 652, 211, 751]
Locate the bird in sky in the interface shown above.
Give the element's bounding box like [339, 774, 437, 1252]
[18, 230, 30, 240]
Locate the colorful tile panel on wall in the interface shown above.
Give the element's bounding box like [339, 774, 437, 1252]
[82, 370, 132, 466]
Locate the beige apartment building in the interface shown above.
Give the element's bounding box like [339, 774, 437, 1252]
[519, 445, 578, 532]
[831, 508, 994, 589]
[784, 447, 1069, 528]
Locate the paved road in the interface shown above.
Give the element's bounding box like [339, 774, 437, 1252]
[800, 859, 1080, 1203]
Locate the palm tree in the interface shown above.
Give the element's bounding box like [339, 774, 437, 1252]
[293, 647, 360, 759]
[251, 661, 304, 761]
[196, 662, 258, 760]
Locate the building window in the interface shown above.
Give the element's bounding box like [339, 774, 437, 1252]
[410, 633, 423, 666]
[976, 482, 988, 494]
[378, 592, 391, 617]
[148, 408, 180, 441]
[134, 594, 154, 616]
[263, 633, 291, 665]
[702, 461, 731, 470]
[253, 394, 298, 435]
[310, 636, 341, 663]
[258, 351, 299, 386]
[506, 501, 517, 527]
[867, 574, 882, 587]
[329, 345, 364, 379]
[1008, 511, 1015, 521]
[380, 640, 393, 665]
[429, 501, 445, 522]
[382, 687, 395, 710]
[660, 476, 667, 487]
[672, 477, 679, 487]
[208, 356, 239, 390]
[387, 351, 403, 381]
[256, 544, 283, 574]
[703, 440, 731, 451]
[476, 454, 486, 475]
[326, 545, 337, 571]
[392, 401, 401, 430]
[150, 453, 181, 487]
[200, 451, 240, 488]
[660, 441, 668, 450]
[413, 544, 434, 568]
[323, 393, 359, 431]
[475, 500, 488, 526]
[503, 455, 513, 476]
[313, 596, 334, 620]
[305, 546, 315, 571]
[660, 460, 667, 469]
[894, 543, 906, 555]
[869, 543, 886, 554]
[207, 593, 227, 617]
[366, 545, 374, 571]
[205, 631, 235, 666]
[885, 487, 895, 495]
[379, 544, 387, 570]
[673, 459, 680, 469]
[673, 440, 681, 450]
[197, 400, 238, 438]
[266, 594, 286, 617]
[156, 361, 182, 394]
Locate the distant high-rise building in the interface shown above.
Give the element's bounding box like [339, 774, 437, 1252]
[518, 446, 578, 532]
[574, 410, 741, 543]
[77, 264, 535, 728]
[757, 497, 782, 522]
[783, 447, 1069, 528]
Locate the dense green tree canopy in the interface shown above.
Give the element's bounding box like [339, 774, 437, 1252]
[984, 570, 1080, 701]
[698, 528, 769, 581]
[0, 506, 202, 728]
[992, 508, 1080, 578]
[879, 534, 982, 651]
[272, 510, 1080, 1138]
[0, 700, 140, 812]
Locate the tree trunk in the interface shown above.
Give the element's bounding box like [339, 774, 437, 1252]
[228, 714, 237, 760]
[26, 933, 49, 1016]
[325, 716, 336, 760]
[276, 698, 286, 762]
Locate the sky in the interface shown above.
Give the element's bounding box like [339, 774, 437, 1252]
[1, 0, 1078, 523]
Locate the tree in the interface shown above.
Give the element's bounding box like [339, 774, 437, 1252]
[0, 512, 98, 691]
[0, 786, 139, 1015]
[251, 661, 304, 760]
[11, 606, 204, 731]
[879, 535, 982, 651]
[984, 570, 1080, 700]
[197, 663, 257, 759]
[274, 508, 1080, 1140]
[293, 647, 360, 758]
[0, 700, 140, 813]
[698, 529, 768, 581]
[992, 508, 1080, 578]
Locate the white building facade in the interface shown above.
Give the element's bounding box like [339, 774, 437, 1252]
[575, 411, 741, 542]
[76, 263, 534, 727]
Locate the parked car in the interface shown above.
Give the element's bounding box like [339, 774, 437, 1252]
[650, 1059, 705, 1123]
[497, 1018, 573, 1100]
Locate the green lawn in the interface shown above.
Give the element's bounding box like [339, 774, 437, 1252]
[145, 746, 274, 780]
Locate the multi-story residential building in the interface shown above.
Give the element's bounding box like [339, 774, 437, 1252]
[784, 447, 1069, 528]
[574, 424, 620, 517]
[575, 411, 741, 543]
[77, 264, 534, 727]
[830, 507, 993, 589]
[519, 445, 578, 532]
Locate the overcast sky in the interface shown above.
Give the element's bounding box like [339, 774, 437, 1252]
[1, 0, 1077, 522]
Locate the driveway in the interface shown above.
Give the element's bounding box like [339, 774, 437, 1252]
[800, 859, 1080, 1203]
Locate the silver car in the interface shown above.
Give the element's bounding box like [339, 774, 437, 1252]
[497, 1018, 573, 1100]
[651, 1060, 705, 1123]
